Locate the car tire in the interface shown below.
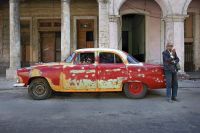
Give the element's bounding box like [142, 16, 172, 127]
[123, 82, 148, 99]
[28, 78, 52, 100]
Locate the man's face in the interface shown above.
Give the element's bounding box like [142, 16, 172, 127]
[167, 44, 173, 51]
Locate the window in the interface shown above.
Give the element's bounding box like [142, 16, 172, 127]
[65, 52, 75, 63]
[86, 31, 94, 41]
[99, 52, 123, 64]
[75, 52, 95, 64]
[115, 54, 123, 63]
[127, 54, 139, 64]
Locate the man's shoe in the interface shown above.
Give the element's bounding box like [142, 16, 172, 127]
[167, 98, 173, 103]
[172, 97, 180, 102]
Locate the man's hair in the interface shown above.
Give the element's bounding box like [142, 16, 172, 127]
[166, 42, 173, 47]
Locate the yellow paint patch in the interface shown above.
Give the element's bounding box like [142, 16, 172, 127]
[63, 79, 97, 90]
[48, 72, 123, 92]
[98, 77, 124, 89]
[30, 69, 42, 77]
[86, 70, 95, 73]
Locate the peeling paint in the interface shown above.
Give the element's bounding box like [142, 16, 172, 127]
[16, 48, 166, 92]
[70, 70, 85, 74]
[30, 69, 42, 77]
[98, 78, 124, 89]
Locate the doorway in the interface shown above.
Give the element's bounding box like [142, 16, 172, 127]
[122, 14, 145, 62]
[77, 19, 94, 49]
[40, 32, 61, 63]
[184, 13, 195, 72]
[20, 20, 31, 67]
[38, 19, 61, 63]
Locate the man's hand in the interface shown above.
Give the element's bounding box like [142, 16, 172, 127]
[172, 48, 176, 53]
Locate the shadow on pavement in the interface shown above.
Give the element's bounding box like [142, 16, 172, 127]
[51, 89, 165, 100]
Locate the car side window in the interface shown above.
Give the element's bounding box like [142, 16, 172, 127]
[115, 54, 123, 63]
[74, 52, 95, 65]
[65, 52, 75, 63]
[99, 52, 123, 64]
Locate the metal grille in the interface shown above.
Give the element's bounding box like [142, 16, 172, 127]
[184, 43, 194, 72]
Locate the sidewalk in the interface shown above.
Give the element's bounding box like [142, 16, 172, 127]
[0, 77, 199, 91]
[0, 77, 16, 90]
[187, 72, 200, 79]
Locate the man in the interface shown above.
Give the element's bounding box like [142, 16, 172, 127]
[162, 43, 180, 103]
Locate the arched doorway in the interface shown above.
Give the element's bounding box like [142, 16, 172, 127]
[185, 0, 200, 72]
[119, 0, 163, 63]
[122, 14, 145, 62]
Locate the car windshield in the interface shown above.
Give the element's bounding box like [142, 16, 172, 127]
[65, 52, 75, 63]
[127, 54, 140, 64]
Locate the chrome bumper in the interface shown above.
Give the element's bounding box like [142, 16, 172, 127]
[13, 83, 25, 87]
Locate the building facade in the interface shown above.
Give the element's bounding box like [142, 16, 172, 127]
[0, 0, 199, 79]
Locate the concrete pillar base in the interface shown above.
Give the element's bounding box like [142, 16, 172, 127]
[6, 68, 17, 80]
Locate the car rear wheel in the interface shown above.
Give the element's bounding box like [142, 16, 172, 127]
[28, 78, 52, 100]
[123, 82, 148, 99]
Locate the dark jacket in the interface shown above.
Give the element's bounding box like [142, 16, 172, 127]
[162, 50, 180, 73]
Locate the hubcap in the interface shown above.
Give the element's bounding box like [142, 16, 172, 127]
[33, 84, 46, 97]
[129, 82, 143, 95]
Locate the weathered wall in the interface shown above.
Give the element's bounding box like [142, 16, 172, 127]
[0, 0, 199, 75]
[120, 0, 163, 64]
[0, 4, 9, 74]
[187, 0, 200, 11]
[0, 0, 61, 74]
[0, 0, 98, 74]
[187, 0, 200, 71]
[0, 11, 3, 58]
[20, 0, 61, 63]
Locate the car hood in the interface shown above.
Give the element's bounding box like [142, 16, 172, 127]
[143, 63, 163, 67]
[18, 62, 70, 71]
[32, 62, 62, 67]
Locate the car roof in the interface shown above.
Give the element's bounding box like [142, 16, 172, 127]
[75, 48, 119, 52]
[75, 48, 125, 55]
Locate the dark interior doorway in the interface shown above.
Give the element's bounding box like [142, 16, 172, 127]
[122, 14, 145, 62]
[20, 20, 31, 67]
[184, 13, 195, 72]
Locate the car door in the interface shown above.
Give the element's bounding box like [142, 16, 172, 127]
[97, 52, 127, 91]
[63, 52, 97, 91]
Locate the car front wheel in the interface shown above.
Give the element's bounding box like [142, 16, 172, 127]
[28, 78, 52, 100]
[124, 82, 148, 99]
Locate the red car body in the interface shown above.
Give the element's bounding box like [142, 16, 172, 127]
[15, 48, 166, 99]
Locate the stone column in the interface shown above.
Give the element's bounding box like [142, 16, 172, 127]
[98, 0, 110, 48]
[109, 15, 120, 49]
[6, 0, 21, 79]
[193, 12, 200, 71]
[164, 15, 186, 74]
[61, 0, 70, 61]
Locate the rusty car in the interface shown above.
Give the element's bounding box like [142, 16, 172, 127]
[14, 48, 166, 100]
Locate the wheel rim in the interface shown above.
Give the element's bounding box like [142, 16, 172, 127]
[33, 84, 47, 97]
[128, 82, 143, 95]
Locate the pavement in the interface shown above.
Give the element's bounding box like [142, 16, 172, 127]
[0, 76, 200, 90]
[187, 72, 200, 79]
[0, 77, 200, 133]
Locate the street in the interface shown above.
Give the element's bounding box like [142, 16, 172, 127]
[0, 81, 200, 133]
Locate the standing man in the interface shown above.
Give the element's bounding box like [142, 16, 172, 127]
[162, 43, 180, 103]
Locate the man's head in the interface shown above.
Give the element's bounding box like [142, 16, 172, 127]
[166, 43, 174, 51]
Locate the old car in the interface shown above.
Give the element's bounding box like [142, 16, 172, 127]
[14, 48, 166, 100]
